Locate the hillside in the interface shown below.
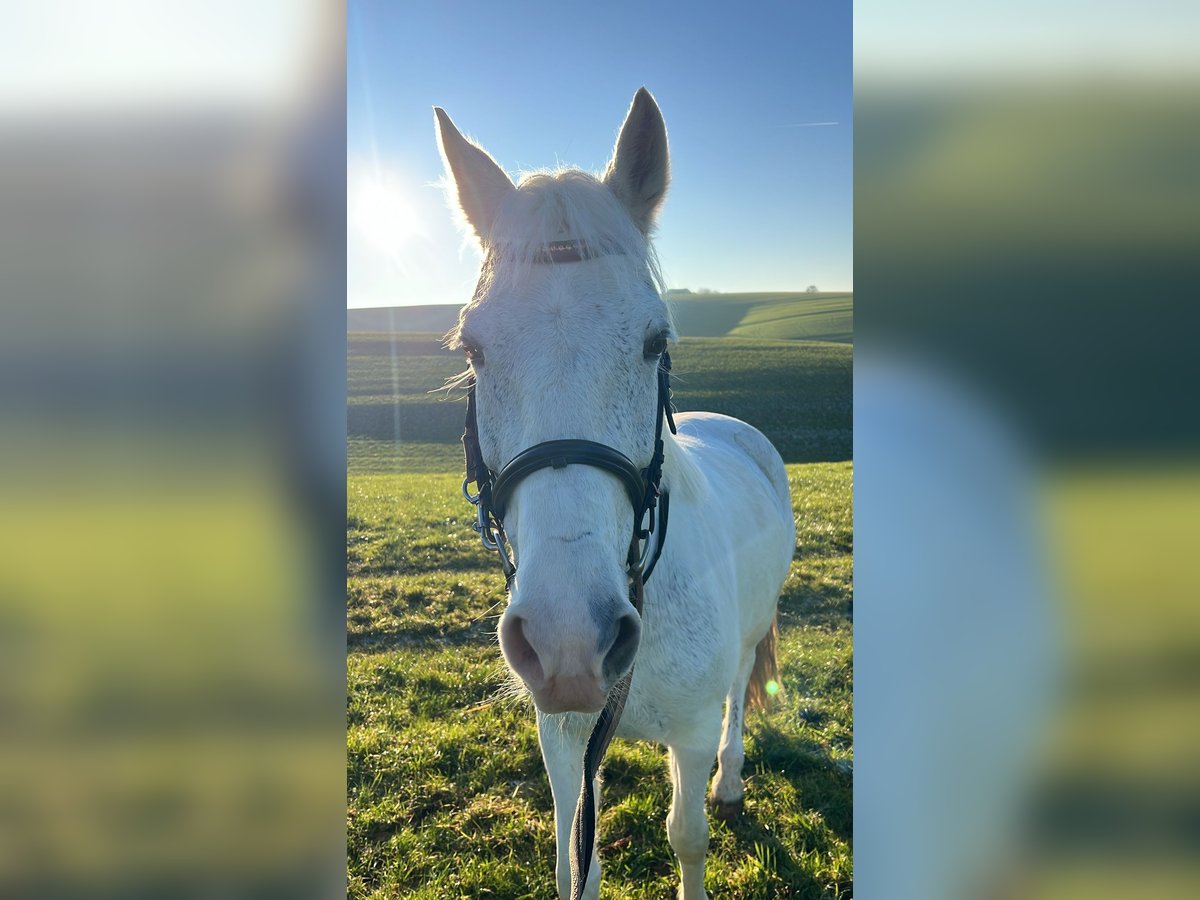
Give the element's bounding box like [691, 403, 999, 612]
[347, 332, 851, 468]
[347, 305, 461, 335]
[348, 291, 852, 343]
[668, 291, 853, 343]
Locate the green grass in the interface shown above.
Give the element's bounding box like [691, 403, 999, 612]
[347, 461, 852, 898]
[347, 316, 853, 895]
[347, 438, 465, 475]
[347, 334, 851, 465]
[725, 294, 853, 344]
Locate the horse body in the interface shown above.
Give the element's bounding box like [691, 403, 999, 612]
[436, 89, 794, 900]
[538, 411, 793, 898]
[623, 411, 793, 730]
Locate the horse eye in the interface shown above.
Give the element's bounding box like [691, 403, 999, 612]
[643, 332, 668, 359]
[464, 345, 484, 366]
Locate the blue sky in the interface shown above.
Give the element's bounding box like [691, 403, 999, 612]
[347, 1, 851, 308]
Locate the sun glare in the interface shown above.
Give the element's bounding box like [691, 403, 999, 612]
[349, 165, 424, 272]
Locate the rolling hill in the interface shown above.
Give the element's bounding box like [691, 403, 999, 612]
[669, 291, 852, 343]
[348, 291, 852, 343]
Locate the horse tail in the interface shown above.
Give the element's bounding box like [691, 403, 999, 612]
[745, 615, 781, 712]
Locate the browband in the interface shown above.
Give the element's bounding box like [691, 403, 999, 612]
[489, 238, 623, 265]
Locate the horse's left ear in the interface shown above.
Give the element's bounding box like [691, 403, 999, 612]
[603, 87, 670, 234]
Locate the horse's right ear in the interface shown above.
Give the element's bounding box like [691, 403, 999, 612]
[434, 108, 515, 245]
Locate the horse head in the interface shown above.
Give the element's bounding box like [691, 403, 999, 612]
[438, 89, 673, 714]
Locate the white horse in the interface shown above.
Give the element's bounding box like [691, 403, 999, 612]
[435, 88, 795, 900]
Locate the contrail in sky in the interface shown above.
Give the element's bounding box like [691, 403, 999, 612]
[787, 121, 839, 128]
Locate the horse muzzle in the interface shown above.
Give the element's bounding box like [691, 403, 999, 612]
[499, 601, 641, 714]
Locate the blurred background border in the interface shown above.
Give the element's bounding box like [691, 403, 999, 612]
[2, 1, 1198, 897]
[855, 1, 1200, 897]
[1, 2, 346, 896]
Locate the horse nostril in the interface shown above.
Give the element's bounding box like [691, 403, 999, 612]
[601, 609, 641, 683]
[500, 613, 544, 685]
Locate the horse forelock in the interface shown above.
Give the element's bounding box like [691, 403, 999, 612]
[449, 169, 672, 370]
[486, 170, 664, 294]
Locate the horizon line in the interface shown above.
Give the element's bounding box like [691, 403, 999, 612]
[348, 287, 855, 309]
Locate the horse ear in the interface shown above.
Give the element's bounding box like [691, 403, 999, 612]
[434, 107, 515, 244]
[603, 87, 670, 234]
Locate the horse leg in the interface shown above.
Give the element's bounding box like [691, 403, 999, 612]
[537, 713, 600, 900]
[708, 650, 756, 818]
[667, 727, 721, 900]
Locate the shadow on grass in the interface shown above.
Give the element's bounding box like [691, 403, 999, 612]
[347, 576, 504, 652]
[779, 569, 853, 630]
[751, 723, 853, 843]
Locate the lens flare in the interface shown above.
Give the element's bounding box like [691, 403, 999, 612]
[348, 163, 424, 274]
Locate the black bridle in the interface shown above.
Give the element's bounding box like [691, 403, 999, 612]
[459, 273, 676, 899]
[461, 352, 674, 589]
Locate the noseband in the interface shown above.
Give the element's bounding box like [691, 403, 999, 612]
[458, 242, 676, 900]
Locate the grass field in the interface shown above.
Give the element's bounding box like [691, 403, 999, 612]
[348, 334, 851, 466]
[347, 309, 853, 896]
[670, 292, 853, 344]
[347, 461, 852, 898]
[348, 292, 852, 344]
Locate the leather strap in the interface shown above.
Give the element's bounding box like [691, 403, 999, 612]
[569, 533, 643, 900]
[491, 440, 645, 521]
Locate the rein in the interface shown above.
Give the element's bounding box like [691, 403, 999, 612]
[460, 276, 675, 898]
